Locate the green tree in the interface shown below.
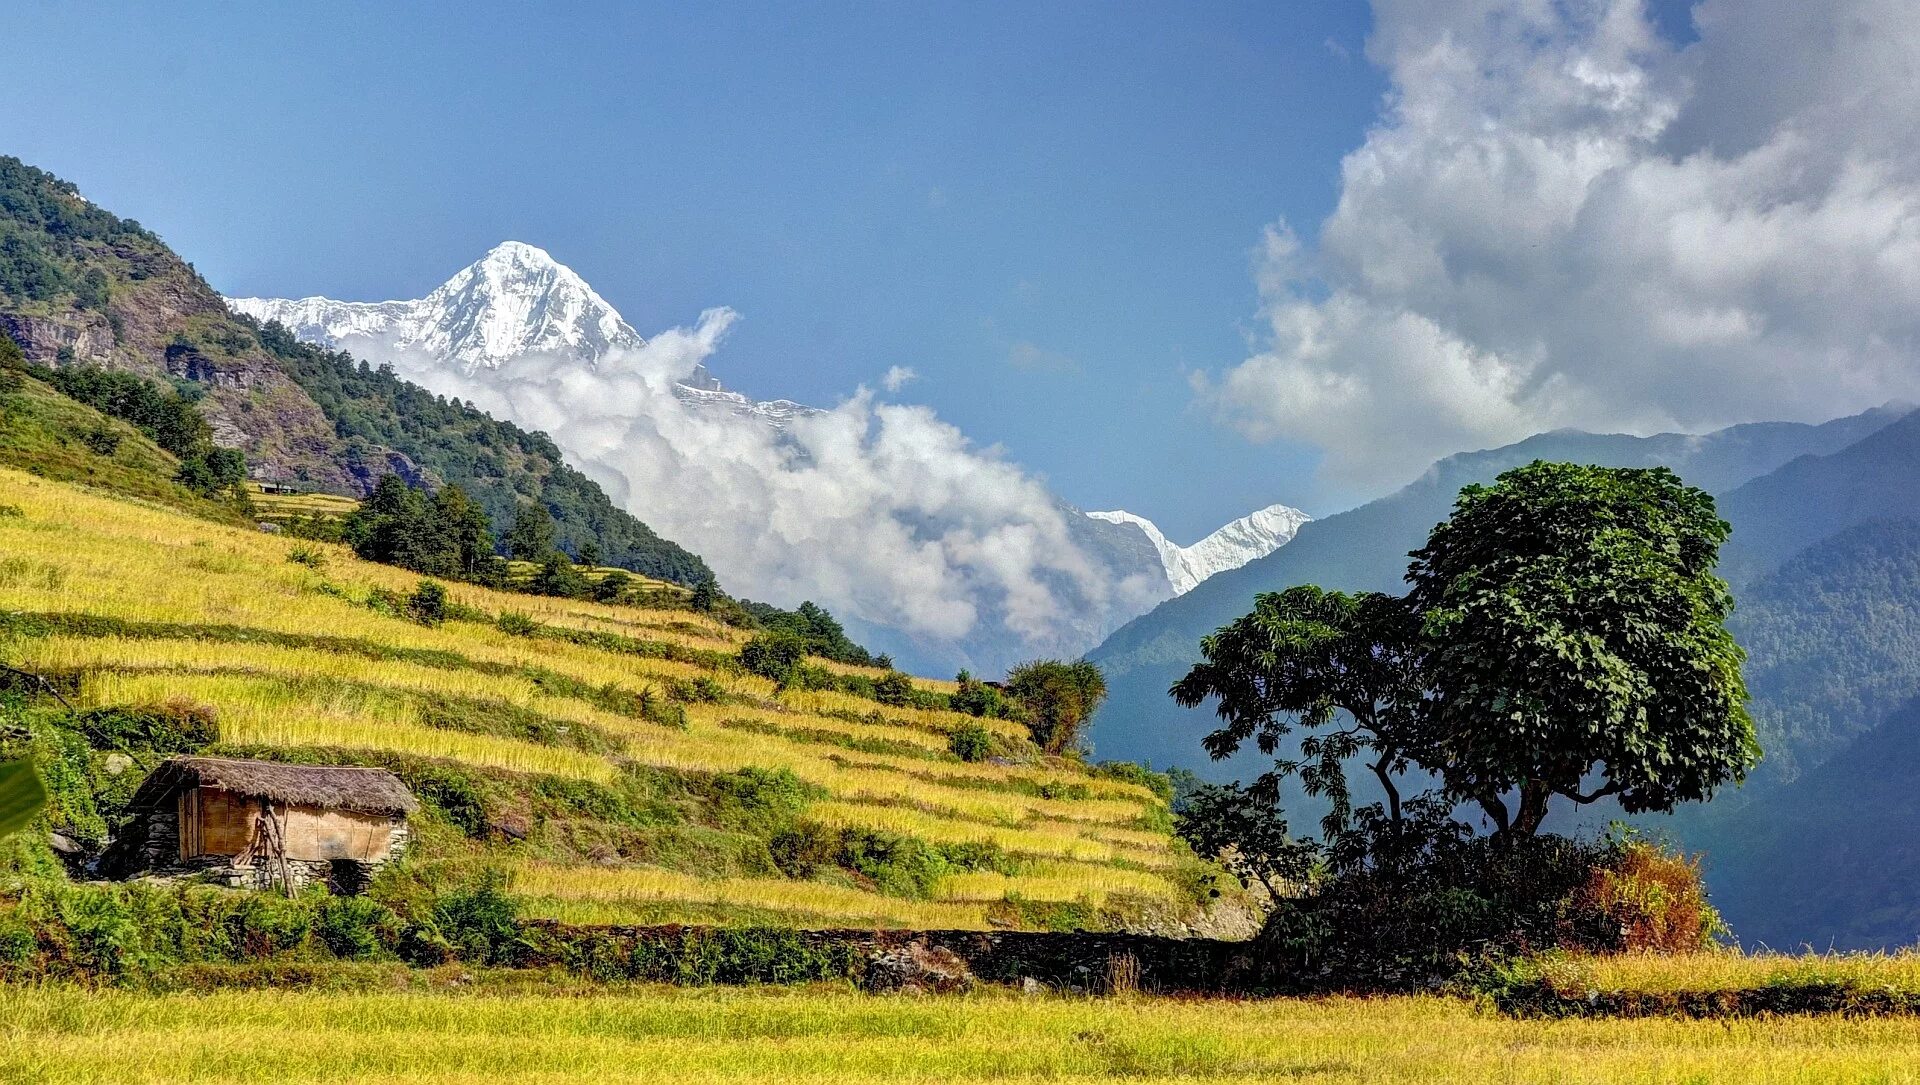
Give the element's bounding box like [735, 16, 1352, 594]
[1406, 460, 1757, 836]
[503, 501, 557, 561]
[689, 574, 719, 613]
[530, 551, 589, 598]
[1005, 659, 1107, 755]
[739, 631, 809, 686]
[1175, 782, 1318, 900]
[1171, 586, 1426, 838]
[1174, 461, 1758, 842]
[432, 484, 500, 581]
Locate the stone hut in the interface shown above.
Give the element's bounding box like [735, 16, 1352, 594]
[108, 756, 417, 893]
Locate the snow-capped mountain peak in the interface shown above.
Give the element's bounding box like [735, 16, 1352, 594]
[1087, 503, 1311, 594]
[227, 241, 644, 374]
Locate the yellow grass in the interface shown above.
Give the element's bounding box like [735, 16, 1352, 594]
[80, 672, 619, 782]
[10, 986, 1920, 1084]
[934, 859, 1178, 904]
[512, 864, 992, 929]
[1528, 949, 1920, 994]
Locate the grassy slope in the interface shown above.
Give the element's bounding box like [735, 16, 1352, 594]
[0, 374, 243, 524]
[10, 984, 1920, 1083]
[0, 465, 1219, 932]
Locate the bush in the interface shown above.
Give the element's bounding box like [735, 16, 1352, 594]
[948, 724, 993, 763]
[1252, 830, 1713, 992]
[872, 672, 914, 707]
[591, 570, 632, 603]
[406, 580, 448, 625]
[432, 869, 525, 966]
[1574, 839, 1721, 954]
[316, 895, 398, 961]
[73, 699, 218, 753]
[496, 610, 542, 637]
[738, 632, 808, 686]
[285, 544, 327, 569]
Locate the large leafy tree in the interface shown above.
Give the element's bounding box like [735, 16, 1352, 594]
[1171, 586, 1425, 838]
[1407, 461, 1756, 835]
[1175, 461, 1757, 841]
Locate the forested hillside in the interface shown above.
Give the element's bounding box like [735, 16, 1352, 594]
[0, 155, 708, 586]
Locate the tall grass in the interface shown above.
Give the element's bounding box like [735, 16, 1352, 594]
[513, 864, 992, 929]
[8, 986, 1920, 1084]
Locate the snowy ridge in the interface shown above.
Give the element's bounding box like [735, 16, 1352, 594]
[1088, 503, 1311, 594]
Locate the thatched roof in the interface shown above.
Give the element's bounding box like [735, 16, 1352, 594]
[128, 756, 418, 817]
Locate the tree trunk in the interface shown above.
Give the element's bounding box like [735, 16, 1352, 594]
[1510, 781, 1552, 836]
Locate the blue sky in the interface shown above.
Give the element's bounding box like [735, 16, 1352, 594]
[3, 1, 1389, 538]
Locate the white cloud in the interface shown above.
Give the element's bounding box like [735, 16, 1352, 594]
[881, 365, 917, 392]
[1197, 0, 1920, 486]
[367, 313, 1161, 669]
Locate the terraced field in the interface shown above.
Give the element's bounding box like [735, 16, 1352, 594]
[0, 466, 1221, 931]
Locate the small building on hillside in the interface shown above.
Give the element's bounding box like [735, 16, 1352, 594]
[107, 756, 417, 894]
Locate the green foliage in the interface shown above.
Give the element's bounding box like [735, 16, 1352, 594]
[495, 610, 542, 637]
[1253, 832, 1714, 992]
[502, 502, 556, 561]
[72, 702, 219, 754]
[950, 671, 1010, 719]
[948, 723, 994, 763]
[405, 580, 448, 625]
[1408, 461, 1756, 833]
[1093, 760, 1174, 803]
[871, 671, 914, 707]
[590, 569, 631, 603]
[1005, 659, 1107, 755]
[770, 823, 1010, 899]
[246, 318, 713, 586]
[34, 365, 249, 498]
[1172, 586, 1424, 841]
[341, 475, 501, 583]
[0, 760, 47, 838]
[736, 599, 876, 666]
[1178, 462, 1756, 841]
[430, 870, 526, 967]
[689, 574, 718, 613]
[529, 552, 589, 598]
[1174, 782, 1317, 899]
[738, 631, 808, 686]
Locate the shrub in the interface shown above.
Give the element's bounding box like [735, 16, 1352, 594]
[405, 579, 448, 625]
[316, 895, 397, 961]
[496, 610, 542, 637]
[948, 724, 993, 763]
[80, 424, 121, 456]
[872, 671, 914, 707]
[1574, 839, 1721, 954]
[591, 570, 632, 603]
[73, 699, 218, 754]
[285, 544, 326, 569]
[432, 869, 525, 966]
[738, 632, 807, 686]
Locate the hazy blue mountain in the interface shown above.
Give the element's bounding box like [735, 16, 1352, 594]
[1087, 408, 1908, 776]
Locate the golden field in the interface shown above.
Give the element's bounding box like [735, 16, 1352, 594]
[0, 467, 1198, 929]
[7, 984, 1920, 1084]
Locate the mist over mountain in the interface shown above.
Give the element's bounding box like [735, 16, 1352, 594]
[230, 243, 1306, 675]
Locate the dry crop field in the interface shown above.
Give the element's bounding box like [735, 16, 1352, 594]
[7, 983, 1920, 1084]
[0, 466, 1206, 930]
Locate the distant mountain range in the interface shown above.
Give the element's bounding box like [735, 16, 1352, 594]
[228, 241, 1310, 670]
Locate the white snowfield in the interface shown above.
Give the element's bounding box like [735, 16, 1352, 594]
[1088, 504, 1311, 595]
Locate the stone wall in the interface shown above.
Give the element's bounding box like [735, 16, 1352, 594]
[521, 922, 1262, 994]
